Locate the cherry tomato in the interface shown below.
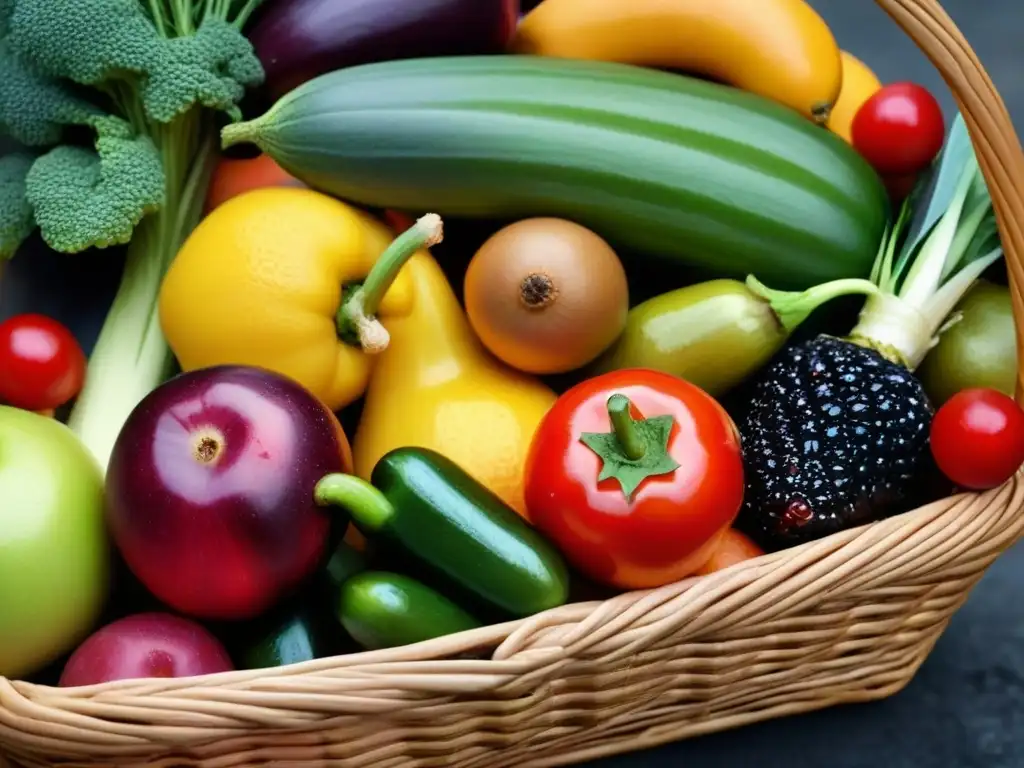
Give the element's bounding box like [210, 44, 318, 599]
[851, 82, 946, 176]
[0, 314, 87, 411]
[696, 529, 765, 576]
[523, 369, 745, 590]
[930, 388, 1024, 490]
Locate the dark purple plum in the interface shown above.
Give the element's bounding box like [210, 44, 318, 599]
[249, 0, 521, 99]
[105, 366, 352, 621]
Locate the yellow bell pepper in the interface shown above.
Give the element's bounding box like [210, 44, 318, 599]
[158, 188, 442, 411]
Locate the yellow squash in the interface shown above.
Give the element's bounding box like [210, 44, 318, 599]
[159, 188, 430, 412]
[352, 250, 558, 520]
[827, 50, 884, 144]
[511, 0, 843, 122]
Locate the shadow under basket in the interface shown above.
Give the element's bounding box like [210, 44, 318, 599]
[5, 0, 1024, 765]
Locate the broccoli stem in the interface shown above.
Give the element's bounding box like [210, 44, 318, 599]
[52, 0, 267, 472]
[66, 111, 217, 471]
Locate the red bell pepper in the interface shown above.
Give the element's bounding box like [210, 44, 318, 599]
[523, 369, 745, 590]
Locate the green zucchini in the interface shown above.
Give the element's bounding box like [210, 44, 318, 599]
[338, 571, 482, 651]
[314, 447, 570, 619]
[238, 606, 346, 669]
[222, 56, 889, 290]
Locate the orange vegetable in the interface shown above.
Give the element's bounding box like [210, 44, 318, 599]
[696, 529, 765, 575]
[205, 154, 305, 212]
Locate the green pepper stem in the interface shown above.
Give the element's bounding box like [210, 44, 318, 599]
[314, 474, 395, 533]
[607, 394, 646, 461]
[335, 214, 444, 354]
[745, 274, 881, 334]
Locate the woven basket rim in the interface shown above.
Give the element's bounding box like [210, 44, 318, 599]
[8, 473, 1023, 696]
[4, 0, 1024, 765]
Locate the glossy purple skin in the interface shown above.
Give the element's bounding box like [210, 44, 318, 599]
[249, 0, 521, 98]
[106, 366, 352, 621]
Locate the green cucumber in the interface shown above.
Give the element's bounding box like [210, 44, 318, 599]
[222, 56, 889, 290]
[339, 571, 481, 651]
[314, 447, 570, 619]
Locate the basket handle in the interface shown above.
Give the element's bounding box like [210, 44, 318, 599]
[874, 0, 1024, 404]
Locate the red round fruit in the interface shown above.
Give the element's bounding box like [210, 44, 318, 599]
[59, 612, 233, 687]
[851, 82, 946, 176]
[0, 313, 86, 411]
[523, 368, 745, 590]
[105, 365, 353, 620]
[930, 387, 1024, 490]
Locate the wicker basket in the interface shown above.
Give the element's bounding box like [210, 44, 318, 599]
[3, 0, 1024, 765]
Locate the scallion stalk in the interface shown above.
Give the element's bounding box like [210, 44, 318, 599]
[748, 112, 1003, 372]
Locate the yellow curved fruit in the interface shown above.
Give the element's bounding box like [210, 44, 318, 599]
[352, 251, 557, 520]
[827, 50, 884, 144]
[511, 0, 843, 122]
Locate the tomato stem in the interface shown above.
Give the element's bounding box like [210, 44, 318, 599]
[607, 394, 646, 461]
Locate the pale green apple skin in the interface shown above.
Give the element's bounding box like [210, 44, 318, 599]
[0, 407, 109, 679]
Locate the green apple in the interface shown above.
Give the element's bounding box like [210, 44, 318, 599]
[0, 407, 109, 679]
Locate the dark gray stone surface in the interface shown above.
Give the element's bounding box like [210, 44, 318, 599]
[0, 2, 1021, 767]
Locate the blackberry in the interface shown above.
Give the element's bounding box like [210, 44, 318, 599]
[737, 335, 934, 551]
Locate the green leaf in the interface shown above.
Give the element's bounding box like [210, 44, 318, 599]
[580, 414, 680, 501]
[959, 212, 1000, 267]
[891, 112, 971, 284]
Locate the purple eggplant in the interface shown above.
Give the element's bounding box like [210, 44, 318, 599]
[249, 0, 521, 98]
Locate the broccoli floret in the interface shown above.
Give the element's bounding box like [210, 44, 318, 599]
[0, 37, 165, 253]
[25, 131, 164, 253]
[0, 152, 35, 258]
[0, 39, 115, 147]
[0, 0, 176, 254]
[8, 0, 264, 123]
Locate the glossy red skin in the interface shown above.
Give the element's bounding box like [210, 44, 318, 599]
[930, 388, 1024, 490]
[851, 82, 946, 177]
[249, 0, 521, 99]
[524, 369, 745, 590]
[59, 613, 233, 687]
[0, 314, 86, 411]
[106, 365, 352, 621]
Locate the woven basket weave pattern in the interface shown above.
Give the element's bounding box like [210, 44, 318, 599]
[3, 0, 1024, 765]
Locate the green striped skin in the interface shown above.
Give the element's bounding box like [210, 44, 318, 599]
[225, 56, 890, 290]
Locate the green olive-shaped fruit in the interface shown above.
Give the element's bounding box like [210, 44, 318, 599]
[917, 281, 1017, 406]
[590, 279, 789, 397]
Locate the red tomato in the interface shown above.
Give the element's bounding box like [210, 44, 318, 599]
[851, 82, 946, 176]
[930, 388, 1024, 490]
[0, 314, 86, 411]
[523, 369, 745, 590]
